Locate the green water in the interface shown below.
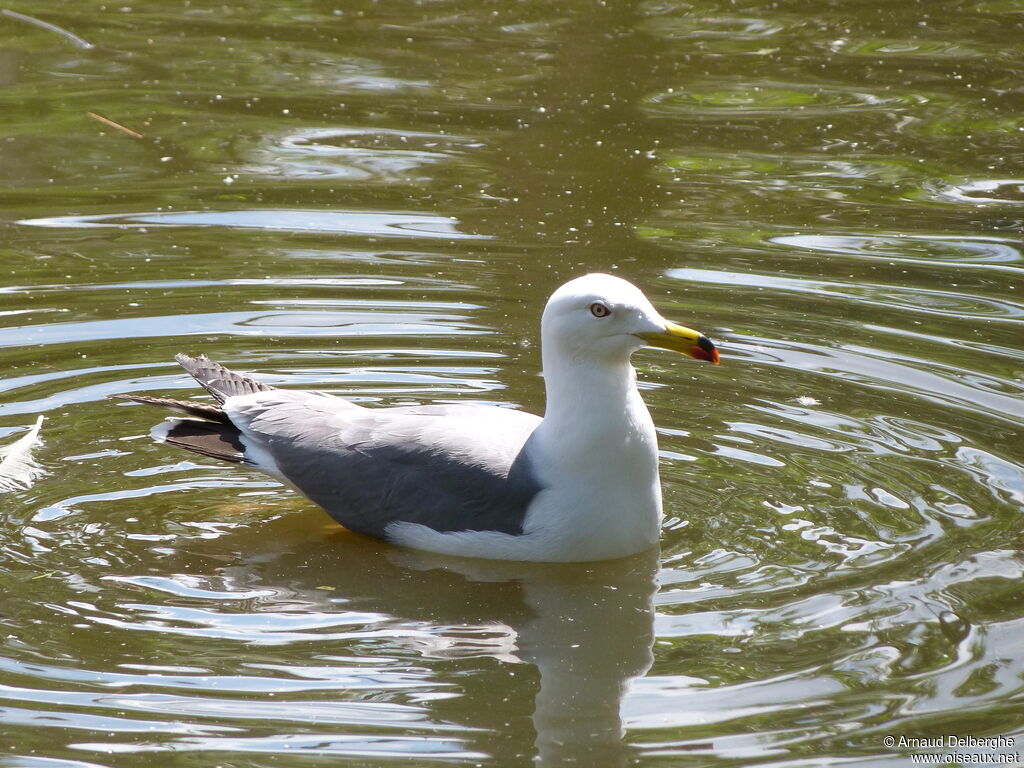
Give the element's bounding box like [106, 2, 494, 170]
[1, 1, 1023, 766]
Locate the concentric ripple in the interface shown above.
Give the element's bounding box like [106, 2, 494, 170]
[643, 82, 923, 118]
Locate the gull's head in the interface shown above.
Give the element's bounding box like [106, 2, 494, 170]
[541, 273, 719, 365]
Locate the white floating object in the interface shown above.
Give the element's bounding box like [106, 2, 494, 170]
[0, 416, 45, 492]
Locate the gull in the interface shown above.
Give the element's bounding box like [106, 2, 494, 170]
[117, 274, 719, 562]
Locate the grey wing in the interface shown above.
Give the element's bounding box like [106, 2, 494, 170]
[227, 392, 544, 539]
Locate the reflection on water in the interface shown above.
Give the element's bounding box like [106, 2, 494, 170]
[4, 511, 660, 765]
[2, 0, 1023, 766]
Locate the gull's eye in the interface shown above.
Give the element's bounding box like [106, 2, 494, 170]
[589, 302, 611, 318]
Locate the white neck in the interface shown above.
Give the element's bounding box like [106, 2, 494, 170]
[537, 347, 658, 472]
[523, 341, 663, 560]
[542, 341, 636, 422]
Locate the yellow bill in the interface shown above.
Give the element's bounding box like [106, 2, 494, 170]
[635, 322, 720, 364]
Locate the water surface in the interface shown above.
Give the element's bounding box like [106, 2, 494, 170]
[1, 1, 1023, 766]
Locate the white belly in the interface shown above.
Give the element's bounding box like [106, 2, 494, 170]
[385, 434, 663, 563]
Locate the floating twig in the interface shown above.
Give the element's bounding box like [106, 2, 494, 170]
[1, 9, 95, 49]
[87, 111, 144, 139]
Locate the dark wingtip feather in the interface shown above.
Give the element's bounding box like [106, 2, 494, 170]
[111, 394, 230, 423]
[156, 418, 247, 463]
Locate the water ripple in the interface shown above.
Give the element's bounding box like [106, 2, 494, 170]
[18, 209, 486, 239]
[667, 266, 1024, 320]
[70, 733, 486, 759]
[922, 178, 1024, 205]
[771, 233, 1023, 267]
[251, 127, 481, 182]
[2, 309, 481, 349]
[722, 336, 1024, 426]
[644, 81, 924, 118]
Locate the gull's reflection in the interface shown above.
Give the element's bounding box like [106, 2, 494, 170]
[184, 509, 658, 766]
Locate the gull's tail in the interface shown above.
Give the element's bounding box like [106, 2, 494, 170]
[113, 354, 274, 465]
[173, 353, 275, 403]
